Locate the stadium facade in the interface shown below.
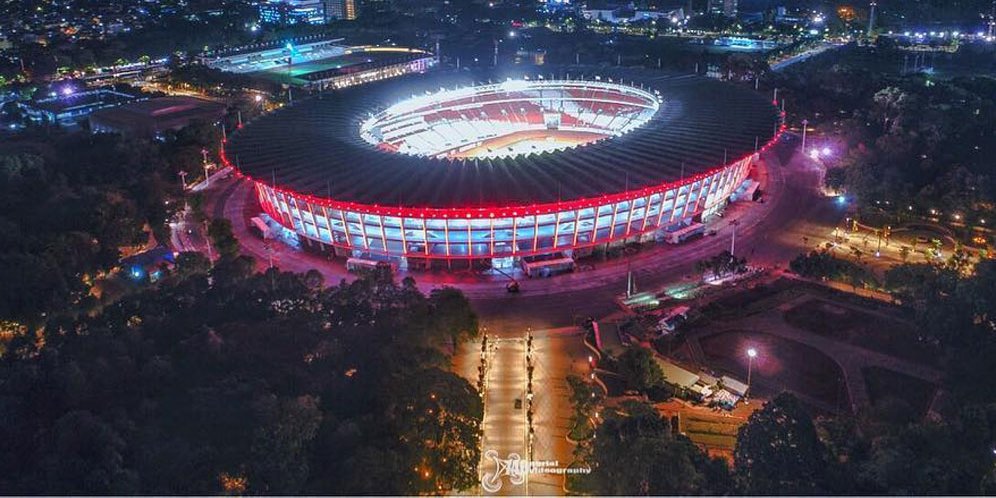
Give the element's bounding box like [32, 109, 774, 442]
[222, 68, 783, 271]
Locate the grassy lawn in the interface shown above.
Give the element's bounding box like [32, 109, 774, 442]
[784, 298, 939, 366]
[701, 278, 799, 318]
[683, 432, 737, 450]
[680, 412, 743, 454]
[683, 419, 741, 437]
[863, 366, 938, 417]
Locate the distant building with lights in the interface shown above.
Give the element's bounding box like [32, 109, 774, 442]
[582, 2, 685, 24]
[20, 88, 140, 126]
[707, 0, 737, 17]
[324, 0, 356, 20]
[201, 37, 437, 91]
[258, 0, 326, 25]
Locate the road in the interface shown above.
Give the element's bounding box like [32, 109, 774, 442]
[770, 42, 841, 72]
[527, 332, 592, 496]
[470, 137, 844, 330]
[479, 337, 530, 495]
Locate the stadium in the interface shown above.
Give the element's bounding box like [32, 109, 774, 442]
[221, 68, 783, 272]
[200, 36, 436, 90]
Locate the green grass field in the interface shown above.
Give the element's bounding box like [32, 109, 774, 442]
[250, 53, 374, 85]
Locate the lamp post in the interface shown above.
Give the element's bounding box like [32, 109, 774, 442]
[801, 118, 809, 154]
[201, 148, 211, 187]
[746, 347, 758, 402]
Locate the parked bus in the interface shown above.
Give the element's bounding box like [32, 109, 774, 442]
[249, 217, 272, 239]
[665, 223, 705, 244]
[521, 257, 575, 278]
[346, 258, 392, 274]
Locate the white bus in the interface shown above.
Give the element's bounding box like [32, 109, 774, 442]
[521, 257, 576, 278]
[346, 258, 392, 274]
[665, 223, 705, 244]
[249, 217, 272, 239]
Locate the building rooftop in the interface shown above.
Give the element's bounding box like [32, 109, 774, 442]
[225, 66, 780, 211]
[89, 96, 227, 136]
[655, 357, 701, 389]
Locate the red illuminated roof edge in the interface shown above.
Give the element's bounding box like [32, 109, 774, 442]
[220, 125, 784, 219]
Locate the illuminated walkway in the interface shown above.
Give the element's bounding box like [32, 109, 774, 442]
[480, 337, 530, 495]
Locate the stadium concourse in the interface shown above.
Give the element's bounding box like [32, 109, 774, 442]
[221, 66, 783, 273]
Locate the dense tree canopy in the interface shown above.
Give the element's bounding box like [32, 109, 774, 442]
[734, 393, 828, 495]
[615, 345, 666, 392]
[772, 45, 996, 224]
[0, 124, 224, 324]
[591, 400, 733, 495]
[790, 250, 878, 287]
[0, 260, 483, 494]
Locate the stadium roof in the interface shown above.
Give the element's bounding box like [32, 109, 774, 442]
[224, 67, 780, 210]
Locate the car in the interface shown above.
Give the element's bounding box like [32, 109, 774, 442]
[707, 229, 718, 236]
[916, 236, 930, 243]
[514, 398, 523, 409]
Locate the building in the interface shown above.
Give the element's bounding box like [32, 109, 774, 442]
[708, 0, 737, 17]
[89, 96, 227, 138]
[202, 40, 436, 91]
[222, 68, 781, 271]
[324, 0, 356, 20]
[582, 2, 684, 24]
[259, 0, 326, 25]
[21, 88, 140, 126]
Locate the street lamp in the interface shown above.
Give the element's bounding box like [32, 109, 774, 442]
[201, 149, 212, 187]
[801, 118, 809, 154]
[746, 347, 758, 402]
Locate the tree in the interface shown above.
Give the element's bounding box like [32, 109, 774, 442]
[957, 259, 996, 333]
[697, 250, 747, 277]
[248, 395, 323, 494]
[855, 407, 995, 495]
[0, 260, 485, 495]
[734, 393, 827, 495]
[591, 401, 731, 495]
[208, 218, 240, 260]
[175, 251, 212, 277]
[825, 166, 847, 191]
[566, 374, 600, 416]
[385, 367, 483, 493]
[428, 287, 479, 349]
[35, 411, 139, 495]
[615, 346, 665, 392]
[790, 250, 877, 287]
